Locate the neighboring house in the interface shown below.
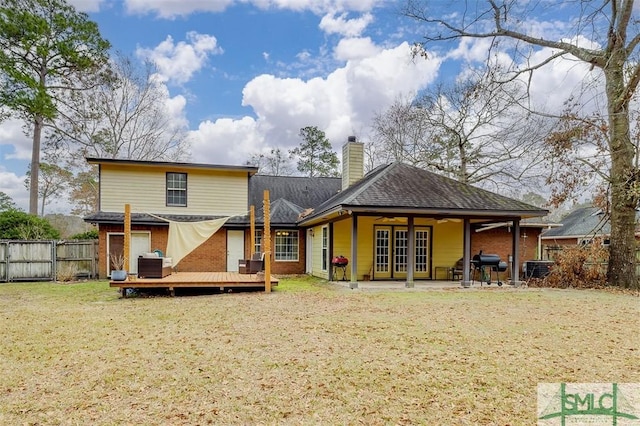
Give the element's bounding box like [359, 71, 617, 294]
[472, 217, 562, 265]
[85, 137, 548, 285]
[540, 205, 640, 259]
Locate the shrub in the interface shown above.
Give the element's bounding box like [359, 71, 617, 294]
[56, 263, 79, 282]
[69, 229, 98, 240]
[0, 210, 60, 239]
[542, 239, 608, 288]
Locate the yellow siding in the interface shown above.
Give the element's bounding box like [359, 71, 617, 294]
[307, 217, 465, 281]
[430, 221, 464, 273]
[356, 217, 375, 279]
[324, 217, 375, 281]
[100, 164, 248, 215]
[332, 220, 351, 279]
[311, 225, 328, 279]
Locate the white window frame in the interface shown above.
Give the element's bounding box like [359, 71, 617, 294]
[166, 172, 187, 207]
[321, 226, 328, 271]
[275, 229, 299, 261]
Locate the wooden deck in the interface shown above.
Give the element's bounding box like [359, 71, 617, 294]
[110, 271, 278, 296]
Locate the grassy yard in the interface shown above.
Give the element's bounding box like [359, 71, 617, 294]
[0, 277, 637, 425]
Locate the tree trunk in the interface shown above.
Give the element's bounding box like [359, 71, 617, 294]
[29, 115, 43, 216]
[605, 66, 638, 289]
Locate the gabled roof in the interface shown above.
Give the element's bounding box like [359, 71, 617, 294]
[249, 175, 341, 210]
[255, 198, 304, 225]
[299, 162, 547, 224]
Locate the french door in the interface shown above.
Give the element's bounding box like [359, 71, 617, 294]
[374, 226, 430, 279]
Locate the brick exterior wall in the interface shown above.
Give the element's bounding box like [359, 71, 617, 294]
[98, 223, 541, 279]
[99, 224, 307, 278]
[242, 228, 306, 275]
[471, 227, 542, 263]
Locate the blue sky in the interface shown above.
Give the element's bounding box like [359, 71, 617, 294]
[0, 0, 604, 213]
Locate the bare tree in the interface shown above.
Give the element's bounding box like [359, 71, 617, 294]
[68, 168, 99, 216]
[49, 53, 189, 164]
[405, 0, 640, 289]
[249, 148, 294, 176]
[24, 162, 73, 217]
[544, 98, 611, 208]
[372, 68, 549, 191]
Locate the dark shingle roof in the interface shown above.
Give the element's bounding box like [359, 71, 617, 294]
[249, 175, 341, 210]
[255, 198, 304, 225]
[541, 206, 610, 238]
[302, 162, 547, 222]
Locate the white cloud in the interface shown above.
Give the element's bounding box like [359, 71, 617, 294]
[0, 118, 31, 161]
[188, 42, 441, 165]
[447, 37, 496, 63]
[525, 45, 602, 112]
[0, 167, 28, 212]
[189, 117, 266, 165]
[333, 37, 380, 61]
[319, 12, 374, 37]
[446, 35, 604, 113]
[136, 32, 222, 85]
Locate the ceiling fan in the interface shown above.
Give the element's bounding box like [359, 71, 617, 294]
[436, 218, 462, 224]
[375, 217, 407, 223]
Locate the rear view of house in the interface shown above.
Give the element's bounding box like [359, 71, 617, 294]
[86, 136, 549, 287]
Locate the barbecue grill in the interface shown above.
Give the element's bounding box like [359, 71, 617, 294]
[471, 252, 508, 286]
[331, 256, 348, 281]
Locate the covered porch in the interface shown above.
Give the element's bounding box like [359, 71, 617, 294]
[298, 162, 548, 288]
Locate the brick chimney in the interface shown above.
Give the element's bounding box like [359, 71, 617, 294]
[342, 136, 364, 190]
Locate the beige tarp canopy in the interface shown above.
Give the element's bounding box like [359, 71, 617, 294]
[148, 213, 245, 266]
[166, 217, 230, 266]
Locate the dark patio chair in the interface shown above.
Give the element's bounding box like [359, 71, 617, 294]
[248, 252, 265, 274]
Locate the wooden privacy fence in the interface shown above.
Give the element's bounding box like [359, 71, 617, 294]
[0, 240, 98, 282]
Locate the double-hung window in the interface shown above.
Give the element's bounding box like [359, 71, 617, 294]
[275, 230, 298, 261]
[166, 172, 187, 206]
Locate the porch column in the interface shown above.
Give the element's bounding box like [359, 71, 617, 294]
[512, 219, 523, 287]
[349, 214, 358, 289]
[461, 218, 472, 287]
[406, 216, 415, 288]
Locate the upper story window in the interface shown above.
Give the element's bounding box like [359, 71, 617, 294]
[166, 172, 187, 206]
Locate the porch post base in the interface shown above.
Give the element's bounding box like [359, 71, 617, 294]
[461, 281, 472, 288]
[511, 280, 525, 288]
[405, 281, 414, 288]
[349, 281, 358, 289]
